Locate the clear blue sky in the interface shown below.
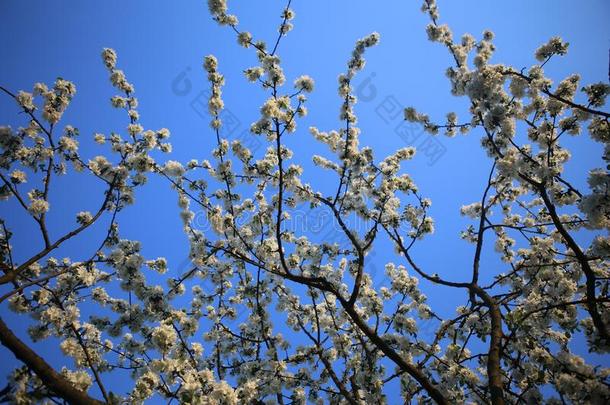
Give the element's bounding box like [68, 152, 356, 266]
[1, 0, 609, 401]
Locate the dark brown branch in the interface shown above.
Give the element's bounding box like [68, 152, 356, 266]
[0, 317, 105, 405]
[503, 70, 610, 119]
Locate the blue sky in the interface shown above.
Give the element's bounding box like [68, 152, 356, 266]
[1, 0, 609, 401]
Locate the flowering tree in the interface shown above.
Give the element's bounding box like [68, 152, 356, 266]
[1, 0, 609, 403]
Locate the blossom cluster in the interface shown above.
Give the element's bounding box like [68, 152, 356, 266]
[0, 1, 608, 404]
